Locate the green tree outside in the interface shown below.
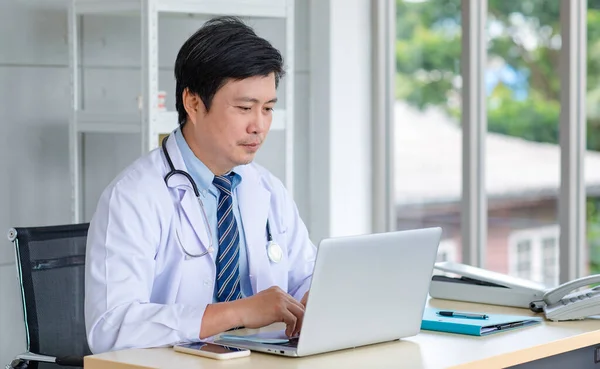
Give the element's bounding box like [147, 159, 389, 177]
[396, 0, 600, 274]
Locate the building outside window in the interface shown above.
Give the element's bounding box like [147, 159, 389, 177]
[436, 240, 458, 263]
[508, 225, 559, 287]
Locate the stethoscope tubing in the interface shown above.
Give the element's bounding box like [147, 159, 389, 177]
[161, 135, 279, 261]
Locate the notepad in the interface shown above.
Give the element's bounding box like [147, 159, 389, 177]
[420, 308, 542, 336]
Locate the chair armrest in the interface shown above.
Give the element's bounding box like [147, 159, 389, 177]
[15, 353, 55, 363]
[11, 352, 84, 367]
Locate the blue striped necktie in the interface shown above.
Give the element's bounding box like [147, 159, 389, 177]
[213, 174, 242, 302]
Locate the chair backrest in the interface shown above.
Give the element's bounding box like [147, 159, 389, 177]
[7, 224, 91, 361]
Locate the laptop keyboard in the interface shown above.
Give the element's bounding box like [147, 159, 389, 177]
[276, 337, 299, 347]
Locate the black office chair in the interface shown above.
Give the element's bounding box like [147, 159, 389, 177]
[6, 224, 91, 369]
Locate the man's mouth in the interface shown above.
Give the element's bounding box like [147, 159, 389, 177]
[240, 142, 261, 151]
[241, 142, 260, 147]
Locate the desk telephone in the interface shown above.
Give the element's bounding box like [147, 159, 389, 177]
[531, 275, 600, 321]
[431, 262, 600, 321]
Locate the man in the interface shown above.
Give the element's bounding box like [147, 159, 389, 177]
[84, 16, 316, 354]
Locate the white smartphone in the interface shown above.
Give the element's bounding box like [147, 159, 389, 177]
[173, 341, 250, 360]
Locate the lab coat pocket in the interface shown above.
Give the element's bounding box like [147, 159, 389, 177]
[176, 226, 216, 305]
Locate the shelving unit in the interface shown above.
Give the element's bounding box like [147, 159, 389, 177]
[67, 0, 295, 222]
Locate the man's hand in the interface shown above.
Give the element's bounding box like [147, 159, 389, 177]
[301, 290, 309, 307]
[233, 286, 305, 337]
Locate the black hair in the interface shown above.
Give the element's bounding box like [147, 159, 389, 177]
[174, 16, 285, 125]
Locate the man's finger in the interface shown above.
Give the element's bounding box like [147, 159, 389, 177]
[281, 310, 298, 337]
[301, 292, 309, 307]
[284, 293, 305, 312]
[286, 303, 304, 336]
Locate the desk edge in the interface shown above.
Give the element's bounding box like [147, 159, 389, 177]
[448, 329, 600, 369]
[84, 355, 155, 369]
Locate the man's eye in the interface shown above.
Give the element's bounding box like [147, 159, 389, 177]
[264, 107, 274, 112]
[238, 106, 251, 111]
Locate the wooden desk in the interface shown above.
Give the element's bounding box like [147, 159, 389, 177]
[84, 299, 600, 369]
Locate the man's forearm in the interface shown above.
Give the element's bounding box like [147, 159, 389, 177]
[199, 301, 243, 339]
[87, 302, 206, 354]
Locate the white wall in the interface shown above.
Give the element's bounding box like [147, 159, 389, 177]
[329, 0, 372, 236]
[291, 0, 311, 221]
[0, 2, 69, 362]
[309, 0, 373, 243]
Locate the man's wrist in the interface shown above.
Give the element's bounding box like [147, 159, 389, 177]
[200, 300, 245, 339]
[226, 298, 246, 328]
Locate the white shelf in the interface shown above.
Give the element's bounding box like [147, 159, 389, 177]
[68, 0, 295, 222]
[74, 0, 287, 18]
[76, 111, 174, 133]
[77, 112, 141, 133]
[76, 109, 286, 133]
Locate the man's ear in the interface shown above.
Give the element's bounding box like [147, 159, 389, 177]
[182, 89, 206, 125]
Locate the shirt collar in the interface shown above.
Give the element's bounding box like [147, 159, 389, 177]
[174, 127, 242, 195]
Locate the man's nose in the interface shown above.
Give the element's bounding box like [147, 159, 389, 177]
[249, 111, 270, 134]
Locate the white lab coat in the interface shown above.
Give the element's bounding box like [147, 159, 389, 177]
[84, 134, 316, 354]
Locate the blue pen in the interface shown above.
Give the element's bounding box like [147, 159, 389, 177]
[437, 311, 489, 319]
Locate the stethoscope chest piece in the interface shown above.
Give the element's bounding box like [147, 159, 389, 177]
[267, 240, 283, 263]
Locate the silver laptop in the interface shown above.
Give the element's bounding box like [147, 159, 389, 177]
[215, 227, 442, 357]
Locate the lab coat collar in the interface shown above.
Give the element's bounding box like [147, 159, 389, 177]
[162, 132, 213, 259]
[162, 131, 195, 192]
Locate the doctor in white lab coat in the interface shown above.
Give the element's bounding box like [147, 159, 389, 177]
[84, 16, 316, 354]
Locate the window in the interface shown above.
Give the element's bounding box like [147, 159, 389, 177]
[390, 1, 592, 282]
[587, 2, 600, 277]
[485, 2, 561, 279]
[508, 225, 559, 287]
[394, 0, 462, 262]
[516, 240, 532, 280]
[542, 237, 558, 286]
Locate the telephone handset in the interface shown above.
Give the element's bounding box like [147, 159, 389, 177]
[540, 275, 600, 321]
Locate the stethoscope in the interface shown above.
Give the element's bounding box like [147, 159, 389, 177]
[161, 135, 283, 263]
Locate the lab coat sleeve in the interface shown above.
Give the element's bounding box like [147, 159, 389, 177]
[85, 181, 205, 354]
[281, 186, 317, 301]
